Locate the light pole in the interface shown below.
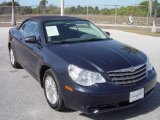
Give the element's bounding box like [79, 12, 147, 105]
[61, 0, 64, 16]
[11, 0, 16, 26]
[87, 6, 88, 19]
[151, 0, 158, 32]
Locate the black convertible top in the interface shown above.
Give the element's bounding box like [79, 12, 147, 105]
[30, 16, 85, 22]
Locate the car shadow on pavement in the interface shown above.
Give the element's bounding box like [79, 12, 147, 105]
[63, 108, 77, 113]
[79, 82, 160, 120]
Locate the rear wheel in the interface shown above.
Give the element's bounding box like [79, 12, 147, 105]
[9, 47, 21, 68]
[44, 69, 65, 111]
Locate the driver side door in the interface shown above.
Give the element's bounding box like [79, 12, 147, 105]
[18, 20, 42, 77]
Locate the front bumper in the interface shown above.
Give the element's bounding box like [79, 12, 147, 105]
[62, 70, 157, 114]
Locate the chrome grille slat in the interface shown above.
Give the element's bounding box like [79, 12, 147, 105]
[111, 70, 146, 81]
[108, 67, 146, 77]
[114, 75, 146, 85]
[107, 64, 147, 86]
[107, 64, 145, 73]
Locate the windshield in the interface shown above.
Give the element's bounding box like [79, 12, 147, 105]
[44, 20, 109, 43]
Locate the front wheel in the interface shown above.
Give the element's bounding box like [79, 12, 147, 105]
[9, 47, 21, 68]
[43, 69, 65, 111]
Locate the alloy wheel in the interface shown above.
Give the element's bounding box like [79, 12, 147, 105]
[10, 48, 15, 65]
[45, 75, 58, 105]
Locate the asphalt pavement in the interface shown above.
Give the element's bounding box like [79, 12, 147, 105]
[0, 27, 160, 120]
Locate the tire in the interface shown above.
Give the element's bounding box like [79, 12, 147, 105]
[9, 47, 21, 68]
[43, 69, 65, 111]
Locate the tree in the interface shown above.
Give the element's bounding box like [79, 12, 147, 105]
[39, 0, 48, 6]
[95, 6, 100, 14]
[70, 6, 76, 14]
[39, 0, 48, 13]
[0, 1, 19, 15]
[0, 1, 19, 6]
[20, 6, 32, 15]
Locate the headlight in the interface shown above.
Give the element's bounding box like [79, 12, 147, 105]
[68, 65, 106, 86]
[146, 58, 153, 71]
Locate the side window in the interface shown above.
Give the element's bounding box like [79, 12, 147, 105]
[19, 20, 40, 40]
[19, 22, 27, 36]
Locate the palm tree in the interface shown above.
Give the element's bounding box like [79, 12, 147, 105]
[39, 0, 48, 6]
[39, 0, 48, 14]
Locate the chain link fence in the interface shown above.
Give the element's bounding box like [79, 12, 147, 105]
[0, 5, 160, 31]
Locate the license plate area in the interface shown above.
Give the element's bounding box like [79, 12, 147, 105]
[129, 88, 144, 103]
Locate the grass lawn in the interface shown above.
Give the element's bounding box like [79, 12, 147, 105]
[118, 28, 160, 37]
[99, 25, 160, 37]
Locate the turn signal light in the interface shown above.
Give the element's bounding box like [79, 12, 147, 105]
[65, 85, 74, 92]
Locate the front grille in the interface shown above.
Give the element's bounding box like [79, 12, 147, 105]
[107, 64, 147, 86]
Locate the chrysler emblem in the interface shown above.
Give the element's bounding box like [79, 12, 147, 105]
[130, 67, 135, 72]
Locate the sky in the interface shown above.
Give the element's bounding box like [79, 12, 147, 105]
[0, 0, 159, 7]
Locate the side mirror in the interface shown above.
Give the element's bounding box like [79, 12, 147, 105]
[105, 32, 110, 36]
[25, 36, 37, 44]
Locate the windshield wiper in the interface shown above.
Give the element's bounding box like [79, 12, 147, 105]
[51, 40, 73, 44]
[51, 38, 108, 44]
[51, 38, 83, 44]
[82, 38, 106, 41]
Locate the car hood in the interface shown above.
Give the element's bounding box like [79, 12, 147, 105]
[48, 40, 147, 72]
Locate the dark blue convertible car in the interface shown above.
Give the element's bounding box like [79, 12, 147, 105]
[8, 16, 157, 114]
